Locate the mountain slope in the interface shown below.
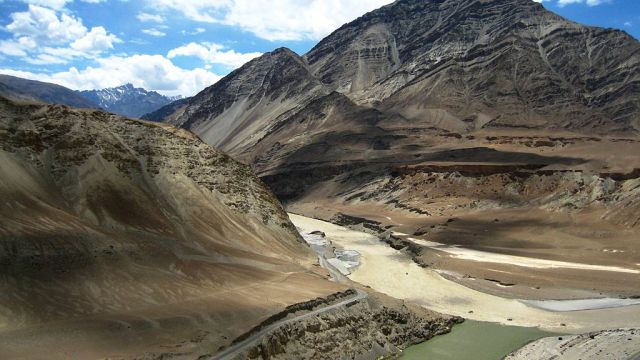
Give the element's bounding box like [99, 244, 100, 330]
[141, 96, 191, 122]
[0, 96, 344, 358]
[0, 74, 98, 109]
[305, 0, 639, 133]
[0, 96, 458, 358]
[169, 48, 329, 157]
[158, 0, 640, 301]
[165, 0, 639, 155]
[79, 83, 179, 118]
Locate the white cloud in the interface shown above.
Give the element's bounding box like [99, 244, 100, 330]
[533, 0, 611, 7]
[25, 53, 69, 64]
[142, 28, 167, 37]
[71, 26, 121, 53]
[20, 0, 106, 9]
[20, 0, 72, 10]
[0, 5, 120, 61]
[137, 12, 165, 23]
[151, 0, 394, 41]
[168, 42, 262, 67]
[533, 0, 610, 5]
[0, 37, 37, 57]
[7, 5, 87, 45]
[557, 0, 611, 6]
[181, 27, 206, 35]
[0, 54, 221, 96]
[624, 22, 632, 27]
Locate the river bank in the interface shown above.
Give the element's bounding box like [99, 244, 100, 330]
[289, 213, 640, 333]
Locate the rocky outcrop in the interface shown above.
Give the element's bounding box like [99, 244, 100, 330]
[242, 293, 461, 360]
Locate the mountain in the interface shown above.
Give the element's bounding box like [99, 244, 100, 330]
[0, 96, 455, 358]
[167, 48, 329, 154]
[304, 0, 639, 134]
[140, 96, 191, 122]
[79, 83, 180, 118]
[0, 74, 98, 109]
[157, 0, 640, 301]
[162, 0, 639, 166]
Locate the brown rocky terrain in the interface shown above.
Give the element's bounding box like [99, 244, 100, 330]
[0, 96, 455, 359]
[242, 293, 458, 360]
[155, 0, 640, 300]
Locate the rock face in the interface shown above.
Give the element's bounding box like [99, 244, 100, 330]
[0, 74, 98, 109]
[243, 295, 460, 360]
[79, 83, 180, 118]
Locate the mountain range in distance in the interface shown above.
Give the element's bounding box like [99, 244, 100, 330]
[79, 83, 183, 118]
[0, 74, 181, 118]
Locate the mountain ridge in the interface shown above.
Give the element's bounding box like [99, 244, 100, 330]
[79, 83, 181, 118]
[158, 0, 639, 170]
[0, 74, 99, 109]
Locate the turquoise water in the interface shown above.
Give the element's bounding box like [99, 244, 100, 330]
[400, 320, 557, 360]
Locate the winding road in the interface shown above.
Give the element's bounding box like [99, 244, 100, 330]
[211, 289, 368, 360]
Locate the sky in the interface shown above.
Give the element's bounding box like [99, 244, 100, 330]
[0, 0, 638, 97]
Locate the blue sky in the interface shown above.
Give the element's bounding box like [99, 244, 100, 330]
[0, 0, 638, 96]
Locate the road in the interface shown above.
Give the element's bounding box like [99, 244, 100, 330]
[210, 289, 368, 360]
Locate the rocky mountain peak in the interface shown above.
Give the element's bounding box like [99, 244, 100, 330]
[301, 0, 639, 133]
[78, 83, 178, 118]
[169, 46, 329, 154]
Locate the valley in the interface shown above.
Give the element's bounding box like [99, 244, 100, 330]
[0, 0, 638, 358]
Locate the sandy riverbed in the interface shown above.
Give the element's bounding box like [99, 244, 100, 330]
[289, 213, 640, 333]
[407, 238, 640, 274]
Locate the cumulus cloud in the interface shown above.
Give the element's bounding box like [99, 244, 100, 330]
[0, 5, 120, 62]
[0, 54, 221, 96]
[168, 42, 262, 67]
[7, 5, 87, 45]
[71, 26, 121, 53]
[151, 0, 394, 41]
